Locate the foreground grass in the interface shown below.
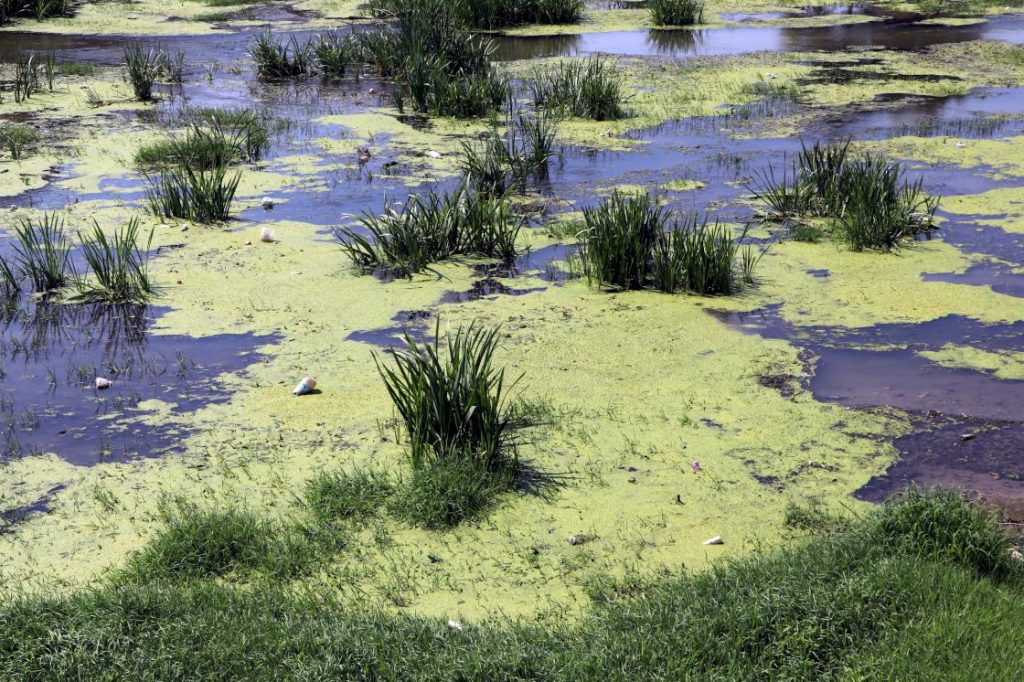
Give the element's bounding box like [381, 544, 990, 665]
[1, 489, 1022, 679]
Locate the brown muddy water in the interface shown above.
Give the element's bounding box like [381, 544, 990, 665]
[2, 13, 1024, 510]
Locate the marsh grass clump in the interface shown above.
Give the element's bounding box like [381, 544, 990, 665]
[249, 31, 316, 79]
[11, 213, 72, 293]
[0, 124, 38, 159]
[577, 192, 758, 294]
[376, 322, 519, 528]
[71, 218, 154, 304]
[647, 0, 705, 25]
[338, 186, 522, 276]
[304, 468, 393, 525]
[578, 192, 667, 290]
[135, 113, 269, 171]
[751, 140, 939, 250]
[313, 31, 365, 79]
[531, 57, 629, 121]
[123, 44, 160, 101]
[460, 113, 558, 195]
[370, 0, 584, 28]
[652, 216, 755, 294]
[145, 165, 241, 223]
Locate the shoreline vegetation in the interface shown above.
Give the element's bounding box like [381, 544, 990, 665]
[1, 489, 1022, 679]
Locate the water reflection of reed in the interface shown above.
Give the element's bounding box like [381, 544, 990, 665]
[645, 28, 706, 56]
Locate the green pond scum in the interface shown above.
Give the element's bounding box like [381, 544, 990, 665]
[1, 0, 1024, 677]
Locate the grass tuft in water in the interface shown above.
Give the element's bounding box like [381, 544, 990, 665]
[0, 124, 38, 160]
[647, 0, 705, 25]
[249, 31, 316, 79]
[460, 113, 558, 195]
[376, 321, 519, 528]
[530, 57, 629, 121]
[751, 141, 939, 250]
[338, 186, 521, 276]
[577, 192, 757, 294]
[11, 213, 72, 293]
[145, 165, 241, 223]
[71, 217, 155, 304]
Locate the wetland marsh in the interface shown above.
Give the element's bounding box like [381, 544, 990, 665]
[1, 0, 1024, 678]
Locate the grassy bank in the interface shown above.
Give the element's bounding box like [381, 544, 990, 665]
[1, 489, 1022, 679]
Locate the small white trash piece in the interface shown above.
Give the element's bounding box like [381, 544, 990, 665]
[293, 376, 317, 396]
[703, 536, 724, 546]
[260, 227, 276, 243]
[447, 620, 463, 631]
[567, 534, 590, 546]
[426, 150, 443, 159]
[261, 197, 275, 210]
[95, 377, 113, 390]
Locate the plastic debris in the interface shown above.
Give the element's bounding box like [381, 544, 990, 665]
[960, 433, 976, 442]
[447, 620, 463, 631]
[293, 376, 317, 396]
[703, 536, 724, 546]
[567, 534, 590, 546]
[426, 150, 443, 159]
[628, 476, 637, 484]
[691, 461, 702, 473]
[260, 227, 276, 243]
[358, 146, 372, 164]
[1010, 548, 1024, 563]
[95, 377, 112, 390]
[261, 197, 275, 210]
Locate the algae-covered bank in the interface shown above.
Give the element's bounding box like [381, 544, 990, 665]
[1, 0, 1024, 678]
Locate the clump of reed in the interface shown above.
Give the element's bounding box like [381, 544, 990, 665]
[10, 213, 72, 293]
[376, 321, 519, 528]
[647, 0, 705, 26]
[249, 32, 317, 79]
[751, 140, 939, 251]
[123, 44, 183, 102]
[530, 57, 629, 121]
[312, 31, 365, 79]
[337, 186, 522, 277]
[371, 0, 584, 28]
[459, 112, 559, 195]
[70, 217, 154, 304]
[134, 113, 270, 169]
[0, 124, 38, 160]
[576, 192, 759, 294]
[145, 165, 241, 223]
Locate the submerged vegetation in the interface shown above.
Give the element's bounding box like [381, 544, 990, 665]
[2, 489, 1023, 678]
[577, 192, 760, 294]
[338, 186, 522, 277]
[752, 141, 940, 251]
[375, 322, 519, 528]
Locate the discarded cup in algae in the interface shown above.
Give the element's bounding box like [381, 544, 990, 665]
[260, 227, 275, 243]
[293, 376, 317, 396]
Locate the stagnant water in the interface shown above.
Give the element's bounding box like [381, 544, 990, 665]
[1, 14, 1023, 513]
